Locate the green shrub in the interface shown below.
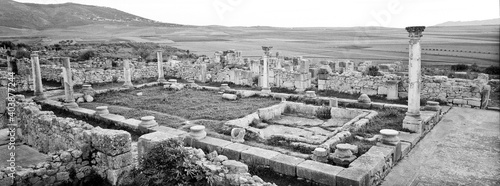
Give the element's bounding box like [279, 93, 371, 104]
[136, 138, 213, 186]
[79, 50, 96, 61]
[367, 66, 380, 76]
[315, 106, 332, 119]
[15, 50, 31, 59]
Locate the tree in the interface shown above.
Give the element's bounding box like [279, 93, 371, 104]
[484, 65, 500, 75]
[470, 63, 480, 72]
[133, 48, 150, 61]
[15, 50, 31, 59]
[78, 50, 96, 61]
[451, 64, 468, 71]
[367, 66, 380, 76]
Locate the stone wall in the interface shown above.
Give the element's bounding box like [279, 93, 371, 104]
[2, 98, 133, 186]
[319, 73, 489, 106]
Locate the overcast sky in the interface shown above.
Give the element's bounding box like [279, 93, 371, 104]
[15, 0, 500, 28]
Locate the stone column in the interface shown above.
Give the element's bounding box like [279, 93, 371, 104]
[386, 80, 399, 100]
[31, 53, 45, 101]
[156, 51, 166, 82]
[62, 57, 78, 108]
[123, 59, 134, 88]
[6, 56, 12, 72]
[403, 26, 425, 133]
[261, 46, 272, 93]
[261, 55, 271, 93]
[0, 87, 7, 114]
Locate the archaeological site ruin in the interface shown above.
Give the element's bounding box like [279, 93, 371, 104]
[0, 24, 498, 186]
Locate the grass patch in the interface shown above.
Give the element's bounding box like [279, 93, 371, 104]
[90, 86, 280, 121]
[352, 108, 408, 137]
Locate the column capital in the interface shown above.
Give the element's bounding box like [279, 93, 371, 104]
[261, 46, 272, 56]
[405, 26, 425, 38]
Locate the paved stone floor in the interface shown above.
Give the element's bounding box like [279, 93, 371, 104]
[382, 107, 500, 186]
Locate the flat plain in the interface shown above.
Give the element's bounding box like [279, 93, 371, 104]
[1, 24, 498, 67]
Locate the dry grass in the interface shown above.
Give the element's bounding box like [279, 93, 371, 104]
[90, 86, 280, 121]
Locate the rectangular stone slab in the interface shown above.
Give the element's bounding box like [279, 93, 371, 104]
[99, 114, 126, 123]
[400, 141, 411, 158]
[222, 143, 251, 160]
[67, 107, 96, 117]
[193, 136, 233, 154]
[151, 126, 187, 136]
[269, 154, 305, 176]
[398, 131, 421, 147]
[240, 147, 280, 166]
[119, 119, 141, 130]
[336, 167, 370, 186]
[296, 160, 344, 186]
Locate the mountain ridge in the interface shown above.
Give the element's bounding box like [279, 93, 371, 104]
[0, 0, 182, 29]
[434, 18, 500, 27]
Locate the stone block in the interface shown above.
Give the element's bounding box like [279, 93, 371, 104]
[67, 107, 96, 117]
[296, 160, 344, 186]
[375, 142, 401, 164]
[348, 155, 385, 186]
[453, 99, 466, 105]
[95, 151, 133, 169]
[336, 168, 370, 186]
[222, 93, 237, 100]
[241, 147, 281, 166]
[193, 136, 233, 153]
[119, 119, 141, 130]
[137, 131, 181, 160]
[269, 154, 305, 176]
[398, 131, 420, 147]
[150, 126, 187, 136]
[221, 143, 251, 160]
[99, 114, 126, 123]
[371, 102, 385, 109]
[400, 142, 411, 158]
[91, 128, 131, 156]
[384, 104, 407, 110]
[467, 98, 481, 107]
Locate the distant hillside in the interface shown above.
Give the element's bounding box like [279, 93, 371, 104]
[435, 18, 500, 27]
[0, 0, 181, 29]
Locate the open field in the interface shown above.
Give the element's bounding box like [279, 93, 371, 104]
[1, 24, 498, 67]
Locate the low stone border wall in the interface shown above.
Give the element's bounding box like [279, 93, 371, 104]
[36, 82, 447, 186]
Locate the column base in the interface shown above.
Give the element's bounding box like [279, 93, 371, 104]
[261, 87, 271, 93]
[403, 114, 423, 133]
[157, 78, 167, 83]
[122, 83, 134, 89]
[33, 93, 46, 101]
[63, 102, 79, 108]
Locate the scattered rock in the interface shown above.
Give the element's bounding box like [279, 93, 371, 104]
[222, 93, 238, 100]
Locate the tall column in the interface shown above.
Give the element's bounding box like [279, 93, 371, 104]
[156, 50, 166, 82]
[403, 26, 425, 133]
[261, 46, 272, 93]
[31, 52, 45, 101]
[6, 56, 12, 72]
[62, 57, 78, 108]
[123, 59, 134, 88]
